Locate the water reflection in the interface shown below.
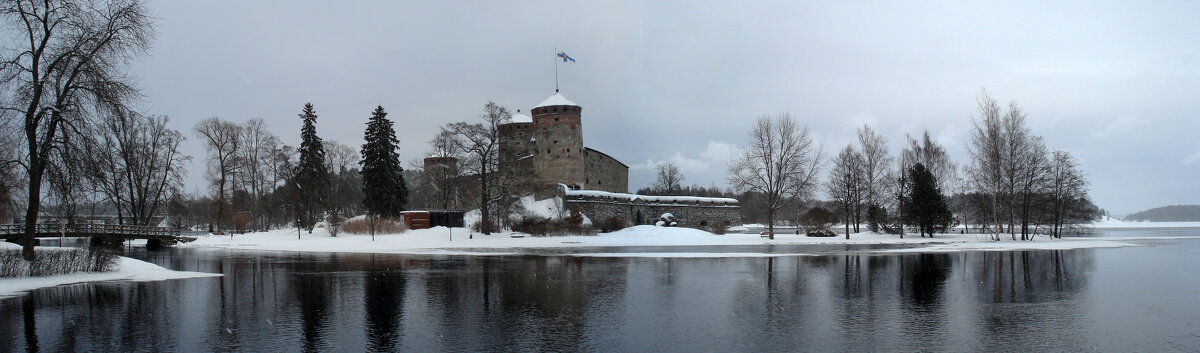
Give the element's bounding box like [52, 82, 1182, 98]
[5, 241, 1191, 352]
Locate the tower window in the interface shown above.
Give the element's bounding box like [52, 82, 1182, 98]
[547, 149, 551, 153]
[555, 117, 559, 121]
[567, 148, 570, 152]
[553, 140, 558, 144]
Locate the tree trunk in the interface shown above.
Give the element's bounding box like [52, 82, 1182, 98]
[844, 209, 850, 239]
[216, 173, 226, 233]
[767, 209, 775, 240]
[479, 161, 490, 235]
[21, 164, 44, 261]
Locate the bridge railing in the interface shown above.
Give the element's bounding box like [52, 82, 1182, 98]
[0, 223, 180, 237]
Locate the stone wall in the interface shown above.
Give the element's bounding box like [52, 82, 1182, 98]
[559, 188, 742, 228]
[583, 148, 629, 193]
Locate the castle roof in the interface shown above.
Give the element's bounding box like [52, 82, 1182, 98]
[511, 112, 533, 123]
[534, 93, 577, 108]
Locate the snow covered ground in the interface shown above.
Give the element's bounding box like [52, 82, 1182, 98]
[0, 242, 222, 298]
[182, 224, 1200, 258]
[1091, 215, 1200, 228]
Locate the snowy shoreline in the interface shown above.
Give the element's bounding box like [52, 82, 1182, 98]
[180, 224, 1200, 258]
[0, 242, 222, 299]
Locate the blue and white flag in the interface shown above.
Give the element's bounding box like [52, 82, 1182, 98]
[557, 51, 575, 63]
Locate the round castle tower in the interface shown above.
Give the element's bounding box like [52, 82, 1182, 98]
[530, 93, 585, 190]
[498, 110, 536, 183]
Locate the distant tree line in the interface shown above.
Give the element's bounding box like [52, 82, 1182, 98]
[639, 91, 1099, 240]
[1123, 205, 1200, 222]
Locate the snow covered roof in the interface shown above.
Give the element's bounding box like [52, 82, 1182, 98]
[563, 186, 739, 205]
[511, 112, 532, 123]
[534, 93, 577, 108]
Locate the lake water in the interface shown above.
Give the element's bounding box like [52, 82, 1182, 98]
[2, 228, 1198, 352]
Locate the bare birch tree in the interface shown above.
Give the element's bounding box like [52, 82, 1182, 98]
[857, 125, 892, 211]
[727, 113, 823, 239]
[968, 90, 1007, 241]
[998, 101, 1033, 240]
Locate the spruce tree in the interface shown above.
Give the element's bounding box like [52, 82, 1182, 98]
[906, 163, 954, 237]
[360, 106, 408, 219]
[294, 103, 330, 232]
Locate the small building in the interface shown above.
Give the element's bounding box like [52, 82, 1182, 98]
[399, 210, 465, 230]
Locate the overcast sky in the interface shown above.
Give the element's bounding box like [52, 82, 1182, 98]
[133, 0, 1199, 215]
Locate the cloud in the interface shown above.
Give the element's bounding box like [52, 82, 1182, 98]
[1181, 149, 1200, 166]
[630, 141, 741, 174]
[1091, 116, 1141, 139]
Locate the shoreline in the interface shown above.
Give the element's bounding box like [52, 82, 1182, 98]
[177, 225, 1200, 257]
[0, 242, 222, 299]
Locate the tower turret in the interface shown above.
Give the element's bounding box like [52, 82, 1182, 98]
[530, 93, 585, 189]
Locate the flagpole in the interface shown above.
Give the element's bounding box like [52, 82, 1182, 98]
[554, 46, 559, 93]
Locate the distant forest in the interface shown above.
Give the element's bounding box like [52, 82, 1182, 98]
[1124, 205, 1200, 222]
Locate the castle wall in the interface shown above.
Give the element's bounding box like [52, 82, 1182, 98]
[583, 148, 628, 193]
[560, 188, 742, 229]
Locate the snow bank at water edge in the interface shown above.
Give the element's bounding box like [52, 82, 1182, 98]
[1091, 217, 1200, 229]
[0, 242, 222, 298]
[173, 225, 1196, 257]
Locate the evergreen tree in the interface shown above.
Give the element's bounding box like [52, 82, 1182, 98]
[294, 103, 330, 232]
[360, 106, 408, 219]
[906, 163, 954, 237]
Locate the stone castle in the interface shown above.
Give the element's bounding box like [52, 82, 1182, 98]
[498, 93, 628, 194]
[425, 92, 741, 228]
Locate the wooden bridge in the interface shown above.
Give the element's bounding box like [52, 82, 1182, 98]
[0, 224, 196, 248]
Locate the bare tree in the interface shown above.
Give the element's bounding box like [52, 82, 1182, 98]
[968, 90, 1009, 241]
[0, 0, 154, 260]
[827, 144, 864, 237]
[0, 118, 20, 220]
[887, 153, 912, 238]
[901, 130, 957, 195]
[1015, 136, 1049, 240]
[324, 140, 359, 174]
[1048, 150, 1089, 238]
[324, 140, 360, 222]
[445, 101, 510, 234]
[652, 161, 685, 195]
[237, 118, 278, 229]
[857, 125, 892, 211]
[727, 113, 823, 239]
[91, 112, 188, 226]
[194, 117, 242, 232]
[265, 144, 296, 227]
[426, 129, 461, 209]
[997, 101, 1027, 240]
